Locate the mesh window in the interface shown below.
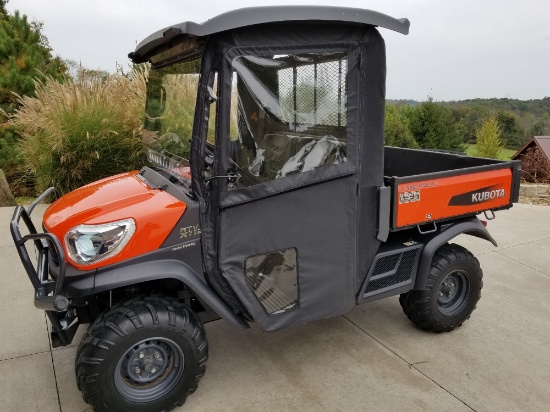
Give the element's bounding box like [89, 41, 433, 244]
[229, 53, 347, 188]
[278, 58, 347, 127]
[245, 248, 299, 315]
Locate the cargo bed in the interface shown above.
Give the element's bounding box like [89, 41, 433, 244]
[383, 147, 521, 230]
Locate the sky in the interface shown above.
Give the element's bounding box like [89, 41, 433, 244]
[7, 0, 550, 101]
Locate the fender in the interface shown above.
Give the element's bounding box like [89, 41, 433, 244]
[414, 217, 497, 290]
[92, 259, 249, 329]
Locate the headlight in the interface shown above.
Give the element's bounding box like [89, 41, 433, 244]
[65, 218, 136, 265]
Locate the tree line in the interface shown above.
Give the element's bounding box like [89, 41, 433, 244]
[386, 96, 550, 152]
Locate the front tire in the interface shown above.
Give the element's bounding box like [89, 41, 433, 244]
[399, 244, 483, 332]
[76, 296, 208, 412]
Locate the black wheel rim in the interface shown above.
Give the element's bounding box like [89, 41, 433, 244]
[436, 270, 471, 316]
[114, 337, 184, 403]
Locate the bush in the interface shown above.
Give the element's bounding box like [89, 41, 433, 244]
[0, 125, 35, 196]
[10, 66, 148, 194]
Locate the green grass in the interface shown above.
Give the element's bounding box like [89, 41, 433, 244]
[466, 144, 517, 160]
[15, 196, 36, 205]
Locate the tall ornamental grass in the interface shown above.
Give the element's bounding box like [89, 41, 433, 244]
[148, 72, 199, 158]
[10, 67, 149, 194]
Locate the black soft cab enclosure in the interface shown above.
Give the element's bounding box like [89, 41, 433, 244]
[190, 22, 392, 331]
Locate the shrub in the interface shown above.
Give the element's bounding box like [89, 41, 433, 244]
[0, 124, 35, 196]
[10, 66, 148, 194]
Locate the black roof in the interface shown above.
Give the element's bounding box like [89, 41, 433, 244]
[130, 6, 410, 63]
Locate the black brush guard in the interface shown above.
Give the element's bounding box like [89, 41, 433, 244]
[10, 188, 79, 346]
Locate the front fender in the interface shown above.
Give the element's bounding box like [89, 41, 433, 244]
[414, 217, 497, 290]
[92, 259, 249, 329]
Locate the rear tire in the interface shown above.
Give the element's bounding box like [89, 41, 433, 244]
[399, 244, 483, 332]
[75, 296, 208, 412]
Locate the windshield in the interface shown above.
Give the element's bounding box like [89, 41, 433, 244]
[144, 58, 201, 164]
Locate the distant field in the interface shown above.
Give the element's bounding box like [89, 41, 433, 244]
[466, 144, 517, 160]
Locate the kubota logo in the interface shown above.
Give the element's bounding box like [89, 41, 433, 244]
[472, 189, 505, 202]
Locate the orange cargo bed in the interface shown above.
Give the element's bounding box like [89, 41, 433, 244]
[383, 147, 521, 230]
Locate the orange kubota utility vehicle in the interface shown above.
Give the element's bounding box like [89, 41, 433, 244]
[10, 6, 520, 412]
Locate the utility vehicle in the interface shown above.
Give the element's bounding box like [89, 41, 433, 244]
[10, 6, 520, 412]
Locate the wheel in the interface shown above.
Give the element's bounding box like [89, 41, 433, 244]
[399, 244, 483, 332]
[75, 296, 208, 412]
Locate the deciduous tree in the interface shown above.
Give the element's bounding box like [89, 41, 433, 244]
[473, 114, 502, 159]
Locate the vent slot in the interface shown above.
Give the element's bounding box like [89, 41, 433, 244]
[366, 250, 418, 293]
[359, 244, 421, 302]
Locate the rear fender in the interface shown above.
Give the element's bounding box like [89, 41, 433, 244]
[92, 259, 249, 329]
[414, 217, 497, 290]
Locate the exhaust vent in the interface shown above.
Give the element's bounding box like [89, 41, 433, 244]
[358, 244, 421, 302]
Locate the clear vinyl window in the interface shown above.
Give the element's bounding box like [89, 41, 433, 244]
[245, 248, 299, 315]
[144, 59, 201, 160]
[228, 53, 348, 188]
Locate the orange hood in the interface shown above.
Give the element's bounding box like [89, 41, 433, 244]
[44, 171, 186, 270]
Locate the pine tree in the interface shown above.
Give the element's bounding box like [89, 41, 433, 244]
[473, 115, 502, 159]
[0, 1, 8, 20]
[384, 105, 419, 148]
[409, 97, 466, 152]
[0, 10, 66, 116]
[0, 3, 67, 195]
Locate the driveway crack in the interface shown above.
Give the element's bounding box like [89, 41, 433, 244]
[343, 316, 476, 412]
[495, 235, 550, 251]
[494, 251, 550, 278]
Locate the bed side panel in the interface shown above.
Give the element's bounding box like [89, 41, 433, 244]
[394, 168, 513, 228]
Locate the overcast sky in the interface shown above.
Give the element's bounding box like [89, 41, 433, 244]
[7, 0, 550, 101]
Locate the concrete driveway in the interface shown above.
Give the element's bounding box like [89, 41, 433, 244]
[1, 203, 549, 411]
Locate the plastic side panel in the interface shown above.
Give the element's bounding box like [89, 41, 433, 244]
[93, 257, 248, 329]
[394, 168, 513, 228]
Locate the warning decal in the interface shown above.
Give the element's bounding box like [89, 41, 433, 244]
[400, 190, 420, 204]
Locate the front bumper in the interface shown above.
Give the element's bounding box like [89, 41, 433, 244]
[10, 188, 79, 347]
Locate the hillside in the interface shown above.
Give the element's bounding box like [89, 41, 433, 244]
[387, 97, 550, 149]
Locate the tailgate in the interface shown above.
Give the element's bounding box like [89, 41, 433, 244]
[388, 162, 520, 230]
